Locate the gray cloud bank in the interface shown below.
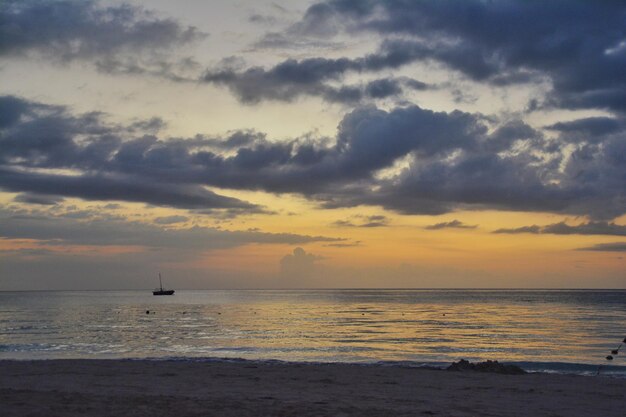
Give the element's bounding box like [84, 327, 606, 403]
[1, 95, 625, 220]
[0, 208, 342, 250]
[0, 0, 205, 79]
[252, 0, 626, 112]
[3, 0, 625, 113]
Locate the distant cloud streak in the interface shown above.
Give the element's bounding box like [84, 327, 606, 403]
[494, 222, 626, 236]
[333, 215, 389, 228]
[577, 243, 626, 252]
[425, 220, 477, 230]
[0, 208, 344, 250]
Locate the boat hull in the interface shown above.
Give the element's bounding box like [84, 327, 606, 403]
[152, 290, 175, 296]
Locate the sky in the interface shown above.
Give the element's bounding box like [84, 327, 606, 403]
[0, 0, 625, 290]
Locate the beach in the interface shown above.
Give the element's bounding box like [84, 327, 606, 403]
[1, 359, 624, 417]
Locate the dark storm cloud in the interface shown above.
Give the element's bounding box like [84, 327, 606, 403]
[0, 208, 344, 249]
[2, 95, 625, 220]
[0, 0, 205, 78]
[424, 220, 477, 230]
[576, 242, 626, 252]
[494, 222, 626, 237]
[259, 0, 626, 113]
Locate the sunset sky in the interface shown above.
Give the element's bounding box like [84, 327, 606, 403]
[1, 0, 624, 290]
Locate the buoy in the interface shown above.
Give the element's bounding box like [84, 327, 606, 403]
[146, 310, 150, 314]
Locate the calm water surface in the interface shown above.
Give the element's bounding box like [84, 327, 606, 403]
[1, 290, 625, 375]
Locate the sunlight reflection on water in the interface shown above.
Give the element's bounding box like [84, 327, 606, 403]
[1, 289, 625, 369]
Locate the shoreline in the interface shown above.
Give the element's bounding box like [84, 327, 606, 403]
[3, 355, 626, 378]
[2, 359, 625, 416]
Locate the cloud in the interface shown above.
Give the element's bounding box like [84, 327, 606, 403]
[250, 32, 344, 51]
[0, 207, 344, 250]
[266, 0, 626, 113]
[154, 215, 188, 225]
[332, 215, 389, 228]
[576, 242, 626, 252]
[1, 0, 206, 78]
[0, 96, 262, 213]
[493, 225, 541, 234]
[201, 48, 431, 104]
[546, 117, 624, 139]
[323, 241, 361, 248]
[2, 95, 625, 221]
[494, 222, 626, 236]
[425, 220, 477, 230]
[13, 192, 63, 205]
[280, 247, 324, 279]
[0, 167, 263, 212]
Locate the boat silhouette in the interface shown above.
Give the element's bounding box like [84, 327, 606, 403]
[153, 273, 175, 296]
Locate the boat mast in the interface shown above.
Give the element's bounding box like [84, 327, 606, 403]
[159, 272, 163, 291]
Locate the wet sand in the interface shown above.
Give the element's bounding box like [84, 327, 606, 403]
[1, 359, 624, 416]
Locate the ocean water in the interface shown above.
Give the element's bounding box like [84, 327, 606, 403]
[1, 289, 625, 376]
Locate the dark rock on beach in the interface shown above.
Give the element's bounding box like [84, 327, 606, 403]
[447, 359, 526, 375]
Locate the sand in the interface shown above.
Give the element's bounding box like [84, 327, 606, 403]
[1, 359, 624, 417]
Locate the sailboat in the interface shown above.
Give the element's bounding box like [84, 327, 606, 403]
[153, 273, 175, 296]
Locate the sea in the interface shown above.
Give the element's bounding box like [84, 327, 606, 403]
[1, 289, 625, 377]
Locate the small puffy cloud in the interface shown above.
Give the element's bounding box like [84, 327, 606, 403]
[280, 247, 324, 279]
